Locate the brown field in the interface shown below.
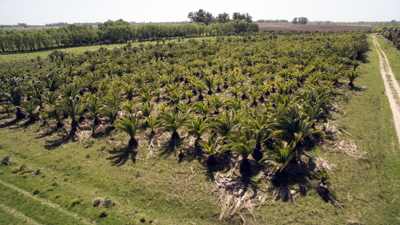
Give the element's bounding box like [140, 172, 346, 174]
[257, 22, 372, 32]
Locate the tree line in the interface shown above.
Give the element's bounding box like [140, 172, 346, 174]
[0, 17, 258, 54]
[188, 9, 253, 25]
[381, 26, 400, 50]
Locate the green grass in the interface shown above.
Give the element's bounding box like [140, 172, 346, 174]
[0, 182, 88, 225]
[0, 35, 400, 225]
[0, 126, 224, 225]
[377, 35, 400, 81]
[0, 206, 31, 225]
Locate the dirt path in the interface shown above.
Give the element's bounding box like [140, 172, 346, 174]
[0, 203, 44, 225]
[373, 35, 400, 143]
[0, 179, 96, 225]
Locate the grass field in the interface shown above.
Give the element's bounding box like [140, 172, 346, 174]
[0, 35, 400, 225]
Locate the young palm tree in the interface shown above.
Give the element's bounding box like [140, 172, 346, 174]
[144, 115, 157, 152]
[224, 131, 256, 179]
[84, 93, 102, 137]
[117, 116, 139, 151]
[193, 102, 210, 118]
[5, 80, 25, 120]
[61, 83, 83, 140]
[187, 117, 208, 157]
[204, 76, 215, 95]
[158, 109, 187, 149]
[346, 70, 359, 89]
[242, 112, 272, 162]
[272, 105, 322, 163]
[207, 95, 224, 115]
[101, 87, 121, 128]
[108, 116, 140, 165]
[22, 98, 40, 125]
[210, 111, 238, 139]
[41, 91, 63, 130]
[262, 140, 296, 173]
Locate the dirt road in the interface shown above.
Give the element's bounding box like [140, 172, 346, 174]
[373, 35, 400, 143]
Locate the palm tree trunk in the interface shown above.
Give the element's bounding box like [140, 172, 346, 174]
[239, 154, 251, 180]
[68, 119, 79, 140]
[91, 116, 99, 137]
[252, 141, 263, 161]
[128, 137, 138, 150]
[15, 106, 25, 120]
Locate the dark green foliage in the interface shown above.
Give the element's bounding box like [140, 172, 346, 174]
[380, 26, 400, 50]
[0, 32, 368, 193]
[0, 20, 258, 54]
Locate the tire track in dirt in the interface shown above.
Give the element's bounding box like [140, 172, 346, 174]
[0, 203, 44, 225]
[373, 35, 400, 144]
[0, 179, 96, 225]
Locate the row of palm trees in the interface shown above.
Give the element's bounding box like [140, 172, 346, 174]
[0, 33, 368, 181]
[380, 26, 400, 50]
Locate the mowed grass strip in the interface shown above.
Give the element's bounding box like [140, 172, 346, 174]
[0, 204, 32, 225]
[0, 203, 43, 225]
[0, 126, 224, 225]
[331, 36, 400, 224]
[0, 181, 89, 225]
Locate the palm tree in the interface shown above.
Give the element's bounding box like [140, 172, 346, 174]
[224, 131, 256, 179]
[204, 76, 215, 95]
[83, 93, 101, 137]
[158, 109, 187, 149]
[272, 105, 322, 163]
[262, 140, 296, 173]
[210, 111, 238, 139]
[193, 102, 210, 118]
[108, 116, 140, 165]
[144, 115, 157, 152]
[61, 83, 83, 140]
[207, 95, 224, 115]
[42, 91, 63, 130]
[101, 87, 121, 129]
[242, 112, 272, 161]
[187, 117, 208, 157]
[117, 116, 139, 151]
[346, 70, 359, 89]
[22, 98, 40, 125]
[5, 79, 25, 120]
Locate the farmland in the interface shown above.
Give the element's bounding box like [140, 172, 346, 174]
[1, 7, 400, 224]
[257, 22, 372, 32]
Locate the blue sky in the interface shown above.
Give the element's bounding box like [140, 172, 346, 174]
[0, 0, 399, 25]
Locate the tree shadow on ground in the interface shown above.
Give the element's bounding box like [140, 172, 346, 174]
[44, 134, 71, 150]
[159, 134, 182, 159]
[92, 126, 115, 139]
[270, 160, 341, 207]
[107, 146, 138, 166]
[36, 125, 64, 139]
[203, 152, 234, 181]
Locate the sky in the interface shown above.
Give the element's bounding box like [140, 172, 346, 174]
[0, 0, 399, 25]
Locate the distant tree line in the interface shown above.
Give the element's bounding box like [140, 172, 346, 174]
[188, 9, 253, 24]
[292, 17, 309, 24]
[0, 18, 258, 53]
